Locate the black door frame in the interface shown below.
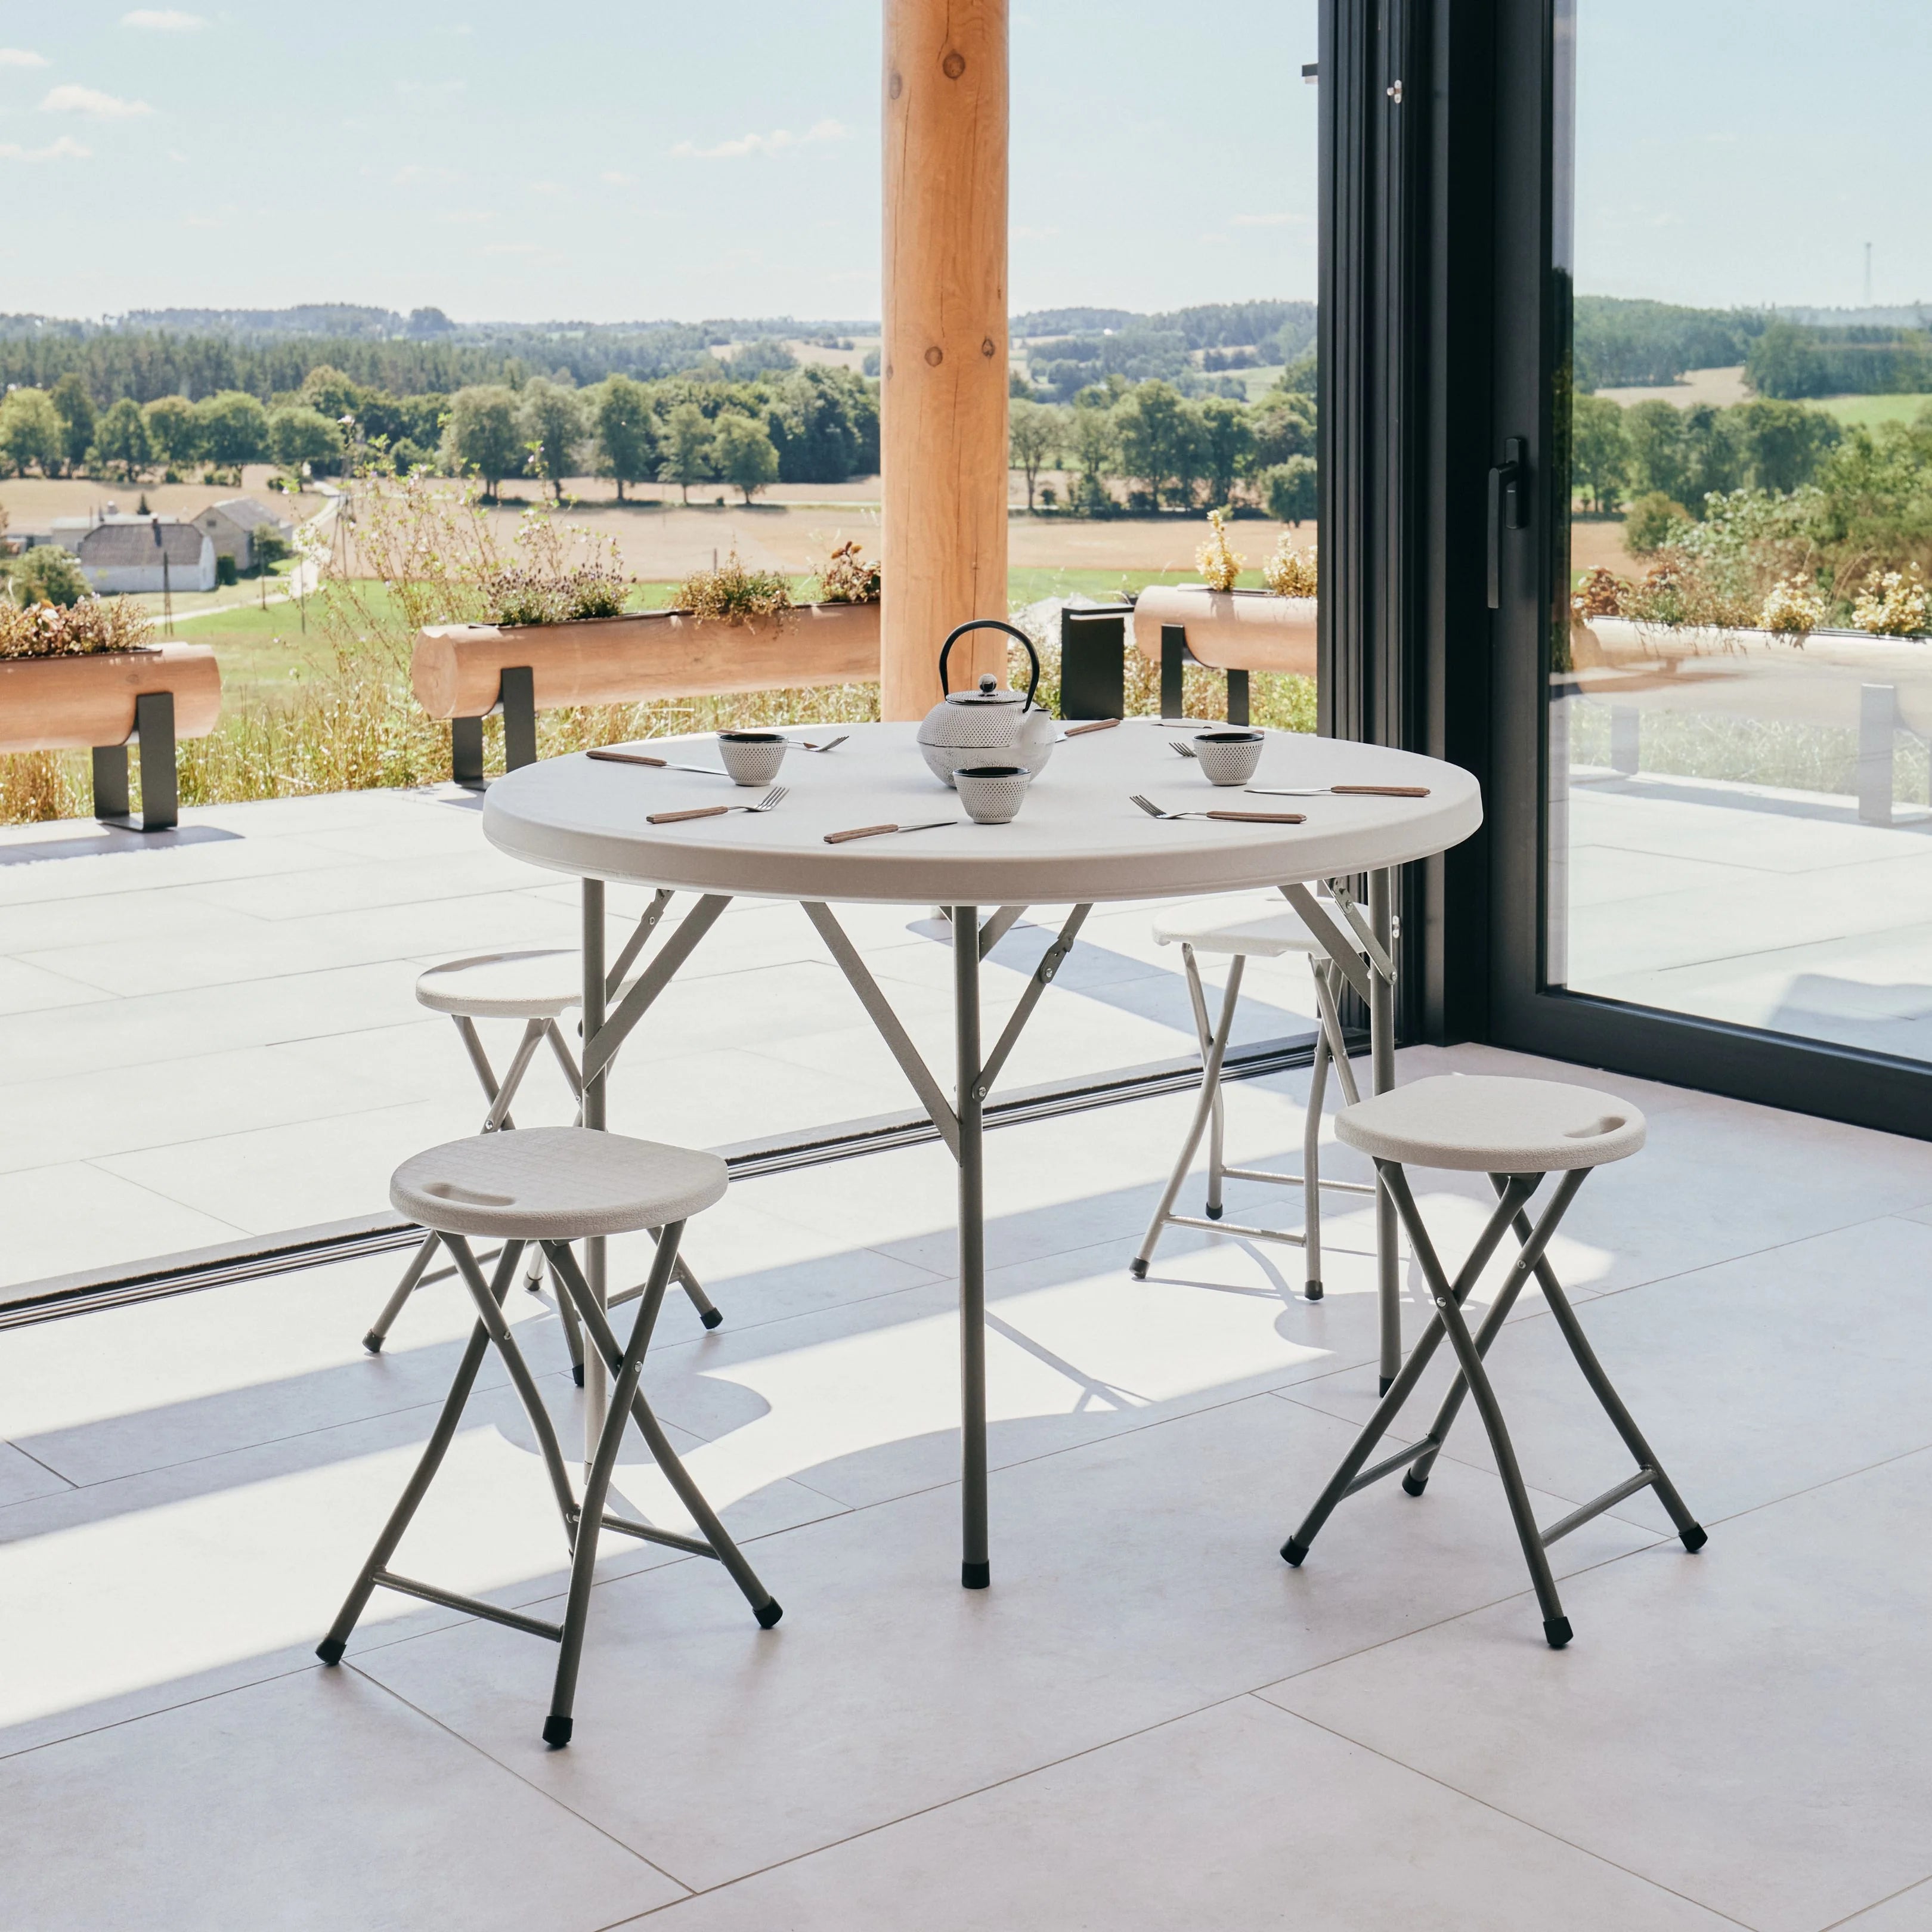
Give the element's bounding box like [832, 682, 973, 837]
[1321, 0, 1932, 1141]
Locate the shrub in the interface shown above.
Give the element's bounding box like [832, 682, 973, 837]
[1852, 565, 1929, 637]
[1261, 454, 1318, 524]
[1261, 533, 1318, 597]
[1761, 572, 1826, 636]
[8, 546, 89, 608]
[1194, 509, 1244, 591]
[0, 593, 151, 658]
[1624, 491, 1693, 556]
[676, 551, 793, 625]
[818, 540, 880, 604]
[215, 554, 239, 587]
[1571, 565, 1628, 619]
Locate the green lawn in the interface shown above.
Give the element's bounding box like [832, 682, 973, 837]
[1813, 394, 1932, 431]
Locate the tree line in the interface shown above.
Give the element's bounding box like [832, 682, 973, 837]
[1008, 370, 1318, 519]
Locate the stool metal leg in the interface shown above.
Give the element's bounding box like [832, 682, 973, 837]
[1302, 964, 1332, 1300]
[1131, 952, 1245, 1278]
[542, 1228, 779, 1745]
[363, 1231, 441, 1354]
[1176, 945, 1226, 1222]
[320, 1241, 543, 1664]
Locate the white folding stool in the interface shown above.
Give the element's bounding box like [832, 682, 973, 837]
[1131, 888, 1392, 1301]
[361, 949, 719, 1375]
[1280, 1075, 1707, 1649]
[320, 1125, 781, 1747]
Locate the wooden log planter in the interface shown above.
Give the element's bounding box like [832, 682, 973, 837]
[1569, 615, 1932, 825]
[411, 600, 884, 785]
[1129, 585, 1318, 723]
[0, 642, 222, 832]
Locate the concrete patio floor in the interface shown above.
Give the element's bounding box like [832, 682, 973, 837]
[4, 1036, 1932, 1929]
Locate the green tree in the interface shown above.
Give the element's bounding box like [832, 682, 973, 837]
[1624, 490, 1692, 554]
[442, 384, 524, 496]
[659, 400, 713, 503]
[1745, 321, 1826, 401]
[519, 378, 586, 501]
[143, 394, 204, 472]
[1069, 395, 1117, 510]
[49, 371, 95, 475]
[9, 544, 88, 606]
[92, 397, 153, 481]
[1570, 394, 1630, 514]
[1623, 401, 1696, 507]
[269, 404, 344, 474]
[710, 411, 780, 503]
[196, 390, 271, 467]
[0, 387, 62, 476]
[1114, 380, 1200, 507]
[762, 365, 877, 482]
[299, 364, 365, 423]
[592, 374, 658, 501]
[1194, 395, 1253, 508]
[1727, 399, 1841, 494]
[1008, 398, 1063, 510]
[1249, 390, 1317, 469]
[1262, 455, 1318, 525]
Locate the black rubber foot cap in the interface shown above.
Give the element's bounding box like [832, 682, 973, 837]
[701, 1307, 724, 1330]
[572, 1363, 585, 1388]
[754, 1598, 784, 1629]
[1544, 1616, 1573, 1649]
[1378, 1376, 1394, 1396]
[1304, 1279, 1323, 1302]
[542, 1715, 573, 1748]
[1280, 1538, 1308, 1567]
[1680, 1523, 1708, 1553]
[315, 1638, 345, 1666]
[1128, 1258, 1148, 1280]
[961, 1560, 990, 1590]
[1401, 1472, 1428, 1497]
[1205, 1203, 1223, 1221]
[361, 1332, 383, 1355]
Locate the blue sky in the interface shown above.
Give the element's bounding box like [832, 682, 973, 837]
[0, 3, 1319, 323]
[0, 4, 1919, 326]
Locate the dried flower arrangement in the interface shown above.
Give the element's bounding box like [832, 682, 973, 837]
[0, 594, 154, 661]
[1852, 564, 1929, 638]
[1262, 532, 1318, 598]
[1195, 509, 1244, 592]
[1760, 572, 1827, 637]
[818, 540, 881, 604]
[675, 550, 795, 626]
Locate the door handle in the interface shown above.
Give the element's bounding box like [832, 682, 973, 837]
[1487, 437, 1528, 609]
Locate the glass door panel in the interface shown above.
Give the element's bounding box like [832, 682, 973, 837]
[1547, 0, 1932, 1064]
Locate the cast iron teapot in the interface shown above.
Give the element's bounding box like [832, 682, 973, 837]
[915, 618, 1057, 787]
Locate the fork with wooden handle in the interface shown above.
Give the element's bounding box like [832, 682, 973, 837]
[1129, 794, 1305, 825]
[648, 787, 787, 826]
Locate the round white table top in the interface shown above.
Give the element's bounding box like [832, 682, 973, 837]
[481, 721, 1482, 906]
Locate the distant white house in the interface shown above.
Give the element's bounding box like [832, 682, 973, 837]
[75, 518, 217, 594]
[193, 496, 293, 570]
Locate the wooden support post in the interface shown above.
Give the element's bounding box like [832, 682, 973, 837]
[880, 0, 1010, 720]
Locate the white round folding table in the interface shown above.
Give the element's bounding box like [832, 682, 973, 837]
[482, 719, 1482, 1589]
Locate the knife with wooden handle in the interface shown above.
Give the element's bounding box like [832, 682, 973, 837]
[823, 820, 958, 844]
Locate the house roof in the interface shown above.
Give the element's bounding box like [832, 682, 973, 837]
[209, 496, 286, 531]
[78, 520, 210, 568]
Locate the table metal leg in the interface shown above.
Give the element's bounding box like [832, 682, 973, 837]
[581, 879, 608, 1467]
[1368, 868, 1399, 1392]
[952, 903, 989, 1589]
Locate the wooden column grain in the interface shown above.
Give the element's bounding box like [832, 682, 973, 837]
[880, 0, 1010, 720]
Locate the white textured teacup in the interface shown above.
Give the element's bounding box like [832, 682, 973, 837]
[1193, 729, 1264, 787]
[717, 730, 788, 787]
[953, 764, 1030, 825]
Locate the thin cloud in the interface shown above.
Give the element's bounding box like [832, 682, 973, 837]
[123, 9, 207, 27]
[670, 117, 847, 159]
[0, 136, 91, 160]
[42, 84, 153, 119]
[1229, 212, 1295, 227]
[396, 79, 465, 103]
[0, 48, 49, 67]
[394, 163, 463, 184]
[600, 169, 636, 185]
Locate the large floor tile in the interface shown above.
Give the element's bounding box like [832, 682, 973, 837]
[357, 1393, 1651, 1889]
[0, 1667, 682, 1931]
[1262, 1449, 1932, 1932]
[1832, 1880, 1932, 1929]
[0, 1441, 69, 1508]
[644, 1695, 1733, 1932]
[0, 955, 110, 1016]
[1281, 1212, 1932, 1536]
[0, 1159, 243, 1293]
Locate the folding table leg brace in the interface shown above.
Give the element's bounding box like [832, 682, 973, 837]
[318, 1223, 776, 1746]
[1280, 1163, 1706, 1646]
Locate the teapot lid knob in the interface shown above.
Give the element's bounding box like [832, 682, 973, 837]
[978, 673, 998, 694]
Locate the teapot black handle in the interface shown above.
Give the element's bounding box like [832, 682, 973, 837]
[938, 619, 1042, 712]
